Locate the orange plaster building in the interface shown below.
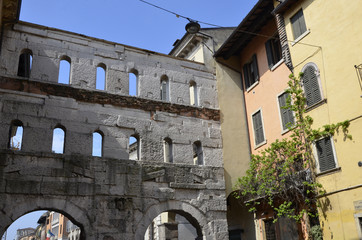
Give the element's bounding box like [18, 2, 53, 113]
[215, 0, 305, 239]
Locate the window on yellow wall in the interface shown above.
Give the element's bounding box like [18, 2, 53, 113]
[291, 9, 307, 40]
[315, 136, 338, 173]
[302, 64, 322, 107]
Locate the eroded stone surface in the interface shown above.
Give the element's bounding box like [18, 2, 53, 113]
[0, 19, 227, 240]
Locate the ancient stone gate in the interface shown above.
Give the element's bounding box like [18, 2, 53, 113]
[0, 1, 228, 239]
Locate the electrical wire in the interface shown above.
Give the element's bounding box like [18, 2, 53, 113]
[139, 0, 321, 49]
[139, 0, 222, 27]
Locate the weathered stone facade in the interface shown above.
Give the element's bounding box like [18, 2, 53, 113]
[0, 8, 228, 240]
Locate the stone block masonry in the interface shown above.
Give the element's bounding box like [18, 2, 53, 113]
[0, 18, 228, 240]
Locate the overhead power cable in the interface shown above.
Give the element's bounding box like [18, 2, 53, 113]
[139, 0, 222, 27]
[139, 0, 322, 49]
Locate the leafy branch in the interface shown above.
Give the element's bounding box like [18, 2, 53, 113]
[233, 73, 351, 223]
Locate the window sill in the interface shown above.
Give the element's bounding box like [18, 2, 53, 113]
[270, 59, 285, 72]
[281, 124, 296, 135]
[291, 29, 311, 46]
[254, 140, 267, 150]
[246, 81, 259, 93]
[305, 98, 327, 112]
[316, 167, 341, 177]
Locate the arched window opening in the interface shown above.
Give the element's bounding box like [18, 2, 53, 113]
[193, 141, 203, 165]
[17, 49, 33, 78]
[144, 211, 200, 240]
[1, 210, 81, 240]
[58, 57, 71, 84]
[9, 120, 23, 150]
[92, 131, 103, 157]
[160, 75, 169, 101]
[129, 70, 138, 96]
[96, 64, 106, 90]
[163, 138, 173, 163]
[189, 81, 198, 106]
[52, 126, 65, 154]
[129, 135, 140, 160]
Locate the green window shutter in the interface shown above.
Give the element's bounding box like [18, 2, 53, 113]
[265, 40, 274, 69]
[291, 9, 307, 39]
[298, 10, 307, 36]
[279, 92, 295, 130]
[243, 64, 250, 89]
[309, 68, 322, 104]
[316, 137, 336, 172]
[303, 66, 321, 106]
[252, 54, 259, 82]
[253, 111, 265, 145]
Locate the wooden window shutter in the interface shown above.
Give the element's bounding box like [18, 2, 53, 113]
[316, 137, 336, 172]
[243, 64, 250, 89]
[303, 66, 321, 106]
[279, 93, 294, 130]
[252, 54, 259, 82]
[310, 68, 322, 104]
[265, 40, 274, 69]
[253, 111, 264, 145]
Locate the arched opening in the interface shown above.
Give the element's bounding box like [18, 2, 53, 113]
[129, 135, 140, 160]
[144, 210, 201, 240]
[9, 120, 24, 150]
[92, 131, 103, 157]
[129, 69, 138, 96]
[163, 137, 173, 163]
[96, 64, 106, 90]
[58, 56, 71, 84]
[189, 81, 198, 106]
[52, 126, 65, 154]
[1, 210, 82, 240]
[17, 49, 33, 78]
[193, 141, 203, 165]
[160, 75, 169, 101]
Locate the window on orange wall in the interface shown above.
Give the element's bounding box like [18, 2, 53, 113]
[243, 54, 259, 89]
[252, 110, 265, 146]
[265, 34, 282, 69]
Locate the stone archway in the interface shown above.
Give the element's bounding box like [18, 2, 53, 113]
[135, 200, 211, 240]
[0, 196, 92, 240]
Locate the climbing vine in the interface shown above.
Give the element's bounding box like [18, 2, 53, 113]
[233, 73, 351, 222]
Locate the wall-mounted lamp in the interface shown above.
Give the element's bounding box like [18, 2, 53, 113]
[185, 21, 200, 34]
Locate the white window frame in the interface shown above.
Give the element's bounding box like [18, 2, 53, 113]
[251, 108, 267, 149]
[354, 213, 362, 240]
[276, 90, 296, 134]
[301, 62, 325, 108]
[312, 136, 339, 174]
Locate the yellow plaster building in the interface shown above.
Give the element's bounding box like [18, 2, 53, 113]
[273, 0, 362, 239]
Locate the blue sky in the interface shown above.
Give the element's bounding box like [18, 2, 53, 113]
[3, 0, 259, 239]
[20, 0, 258, 54]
